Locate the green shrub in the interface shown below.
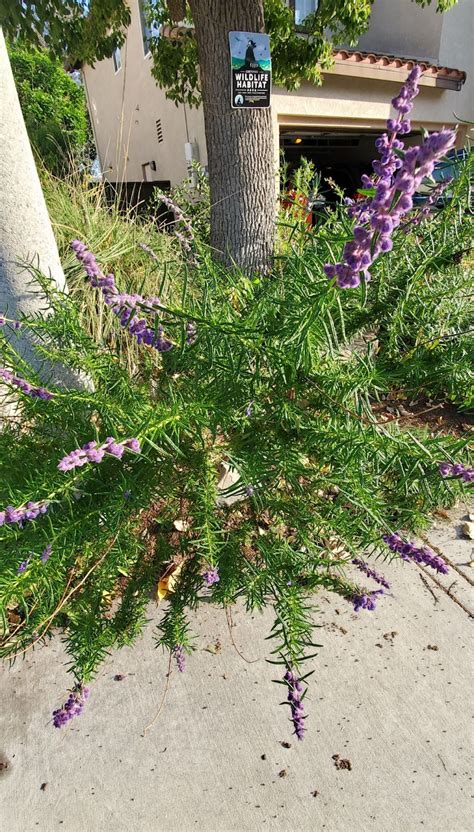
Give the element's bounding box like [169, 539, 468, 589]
[0, 223, 469, 735]
[0, 75, 472, 741]
[9, 43, 91, 175]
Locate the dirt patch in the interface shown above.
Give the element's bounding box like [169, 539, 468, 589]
[332, 754, 352, 771]
[372, 393, 473, 438]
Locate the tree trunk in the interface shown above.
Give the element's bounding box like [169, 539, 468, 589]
[0, 30, 86, 388]
[189, 0, 275, 272]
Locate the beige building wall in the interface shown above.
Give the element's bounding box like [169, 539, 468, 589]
[355, 0, 444, 61]
[83, 0, 207, 185]
[83, 0, 473, 188]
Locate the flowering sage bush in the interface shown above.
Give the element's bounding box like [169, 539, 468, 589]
[0, 71, 471, 740]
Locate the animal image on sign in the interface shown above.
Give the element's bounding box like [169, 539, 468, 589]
[229, 31, 271, 109]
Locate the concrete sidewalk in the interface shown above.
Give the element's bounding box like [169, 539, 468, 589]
[1, 505, 473, 832]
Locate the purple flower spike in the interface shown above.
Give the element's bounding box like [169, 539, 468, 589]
[382, 532, 448, 574]
[0, 499, 49, 529]
[41, 544, 52, 562]
[284, 668, 306, 741]
[0, 368, 54, 400]
[351, 589, 384, 612]
[203, 568, 220, 587]
[324, 67, 455, 290]
[71, 241, 176, 352]
[173, 644, 186, 672]
[17, 558, 30, 574]
[186, 321, 197, 345]
[58, 436, 140, 472]
[155, 193, 196, 262]
[352, 558, 390, 590]
[52, 685, 90, 728]
[438, 460, 473, 483]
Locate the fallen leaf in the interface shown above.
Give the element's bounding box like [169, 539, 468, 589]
[156, 561, 184, 604]
[173, 519, 190, 532]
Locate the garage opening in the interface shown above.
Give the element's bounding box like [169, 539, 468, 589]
[280, 127, 421, 206]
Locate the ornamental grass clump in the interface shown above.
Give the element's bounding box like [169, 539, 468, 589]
[0, 72, 471, 742]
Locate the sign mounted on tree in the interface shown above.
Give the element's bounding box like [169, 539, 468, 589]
[229, 32, 271, 109]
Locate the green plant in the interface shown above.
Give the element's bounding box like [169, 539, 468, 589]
[0, 211, 470, 739]
[1, 73, 472, 743]
[335, 153, 474, 410]
[148, 161, 211, 245]
[41, 167, 185, 371]
[9, 43, 92, 175]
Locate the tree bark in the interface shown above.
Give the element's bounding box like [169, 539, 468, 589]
[188, 0, 275, 272]
[0, 30, 86, 388]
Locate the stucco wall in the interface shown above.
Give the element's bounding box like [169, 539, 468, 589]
[438, 0, 474, 124]
[355, 0, 443, 62]
[83, 0, 207, 185]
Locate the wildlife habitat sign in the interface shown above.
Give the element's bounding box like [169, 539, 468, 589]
[229, 31, 271, 109]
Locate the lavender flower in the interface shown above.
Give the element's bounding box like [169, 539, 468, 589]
[17, 558, 30, 574]
[186, 321, 197, 345]
[0, 500, 49, 528]
[0, 368, 53, 400]
[245, 485, 255, 497]
[438, 461, 474, 483]
[284, 668, 306, 741]
[173, 644, 186, 672]
[403, 177, 453, 231]
[245, 403, 253, 417]
[351, 589, 384, 612]
[156, 193, 194, 242]
[352, 558, 390, 590]
[203, 568, 220, 587]
[71, 241, 173, 352]
[139, 242, 161, 265]
[52, 685, 90, 728]
[0, 315, 23, 328]
[41, 544, 52, 562]
[57, 436, 140, 472]
[382, 532, 448, 574]
[324, 67, 456, 289]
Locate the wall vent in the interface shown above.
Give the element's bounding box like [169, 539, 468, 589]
[156, 119, 164, 144]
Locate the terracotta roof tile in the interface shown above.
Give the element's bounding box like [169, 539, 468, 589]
[332, 49, 466, 86]
[161, 25, 466, 89]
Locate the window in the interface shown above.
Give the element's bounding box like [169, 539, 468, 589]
[138, 0, 160, 57]
[112, 47, 122, 73]
[294, 0, 318, 25]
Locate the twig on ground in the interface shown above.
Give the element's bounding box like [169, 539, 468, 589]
[225, 606, 259, 664]
[142, 652, 173, 737]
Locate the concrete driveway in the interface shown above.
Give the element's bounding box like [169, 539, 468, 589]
[1, 505, 473, 832]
